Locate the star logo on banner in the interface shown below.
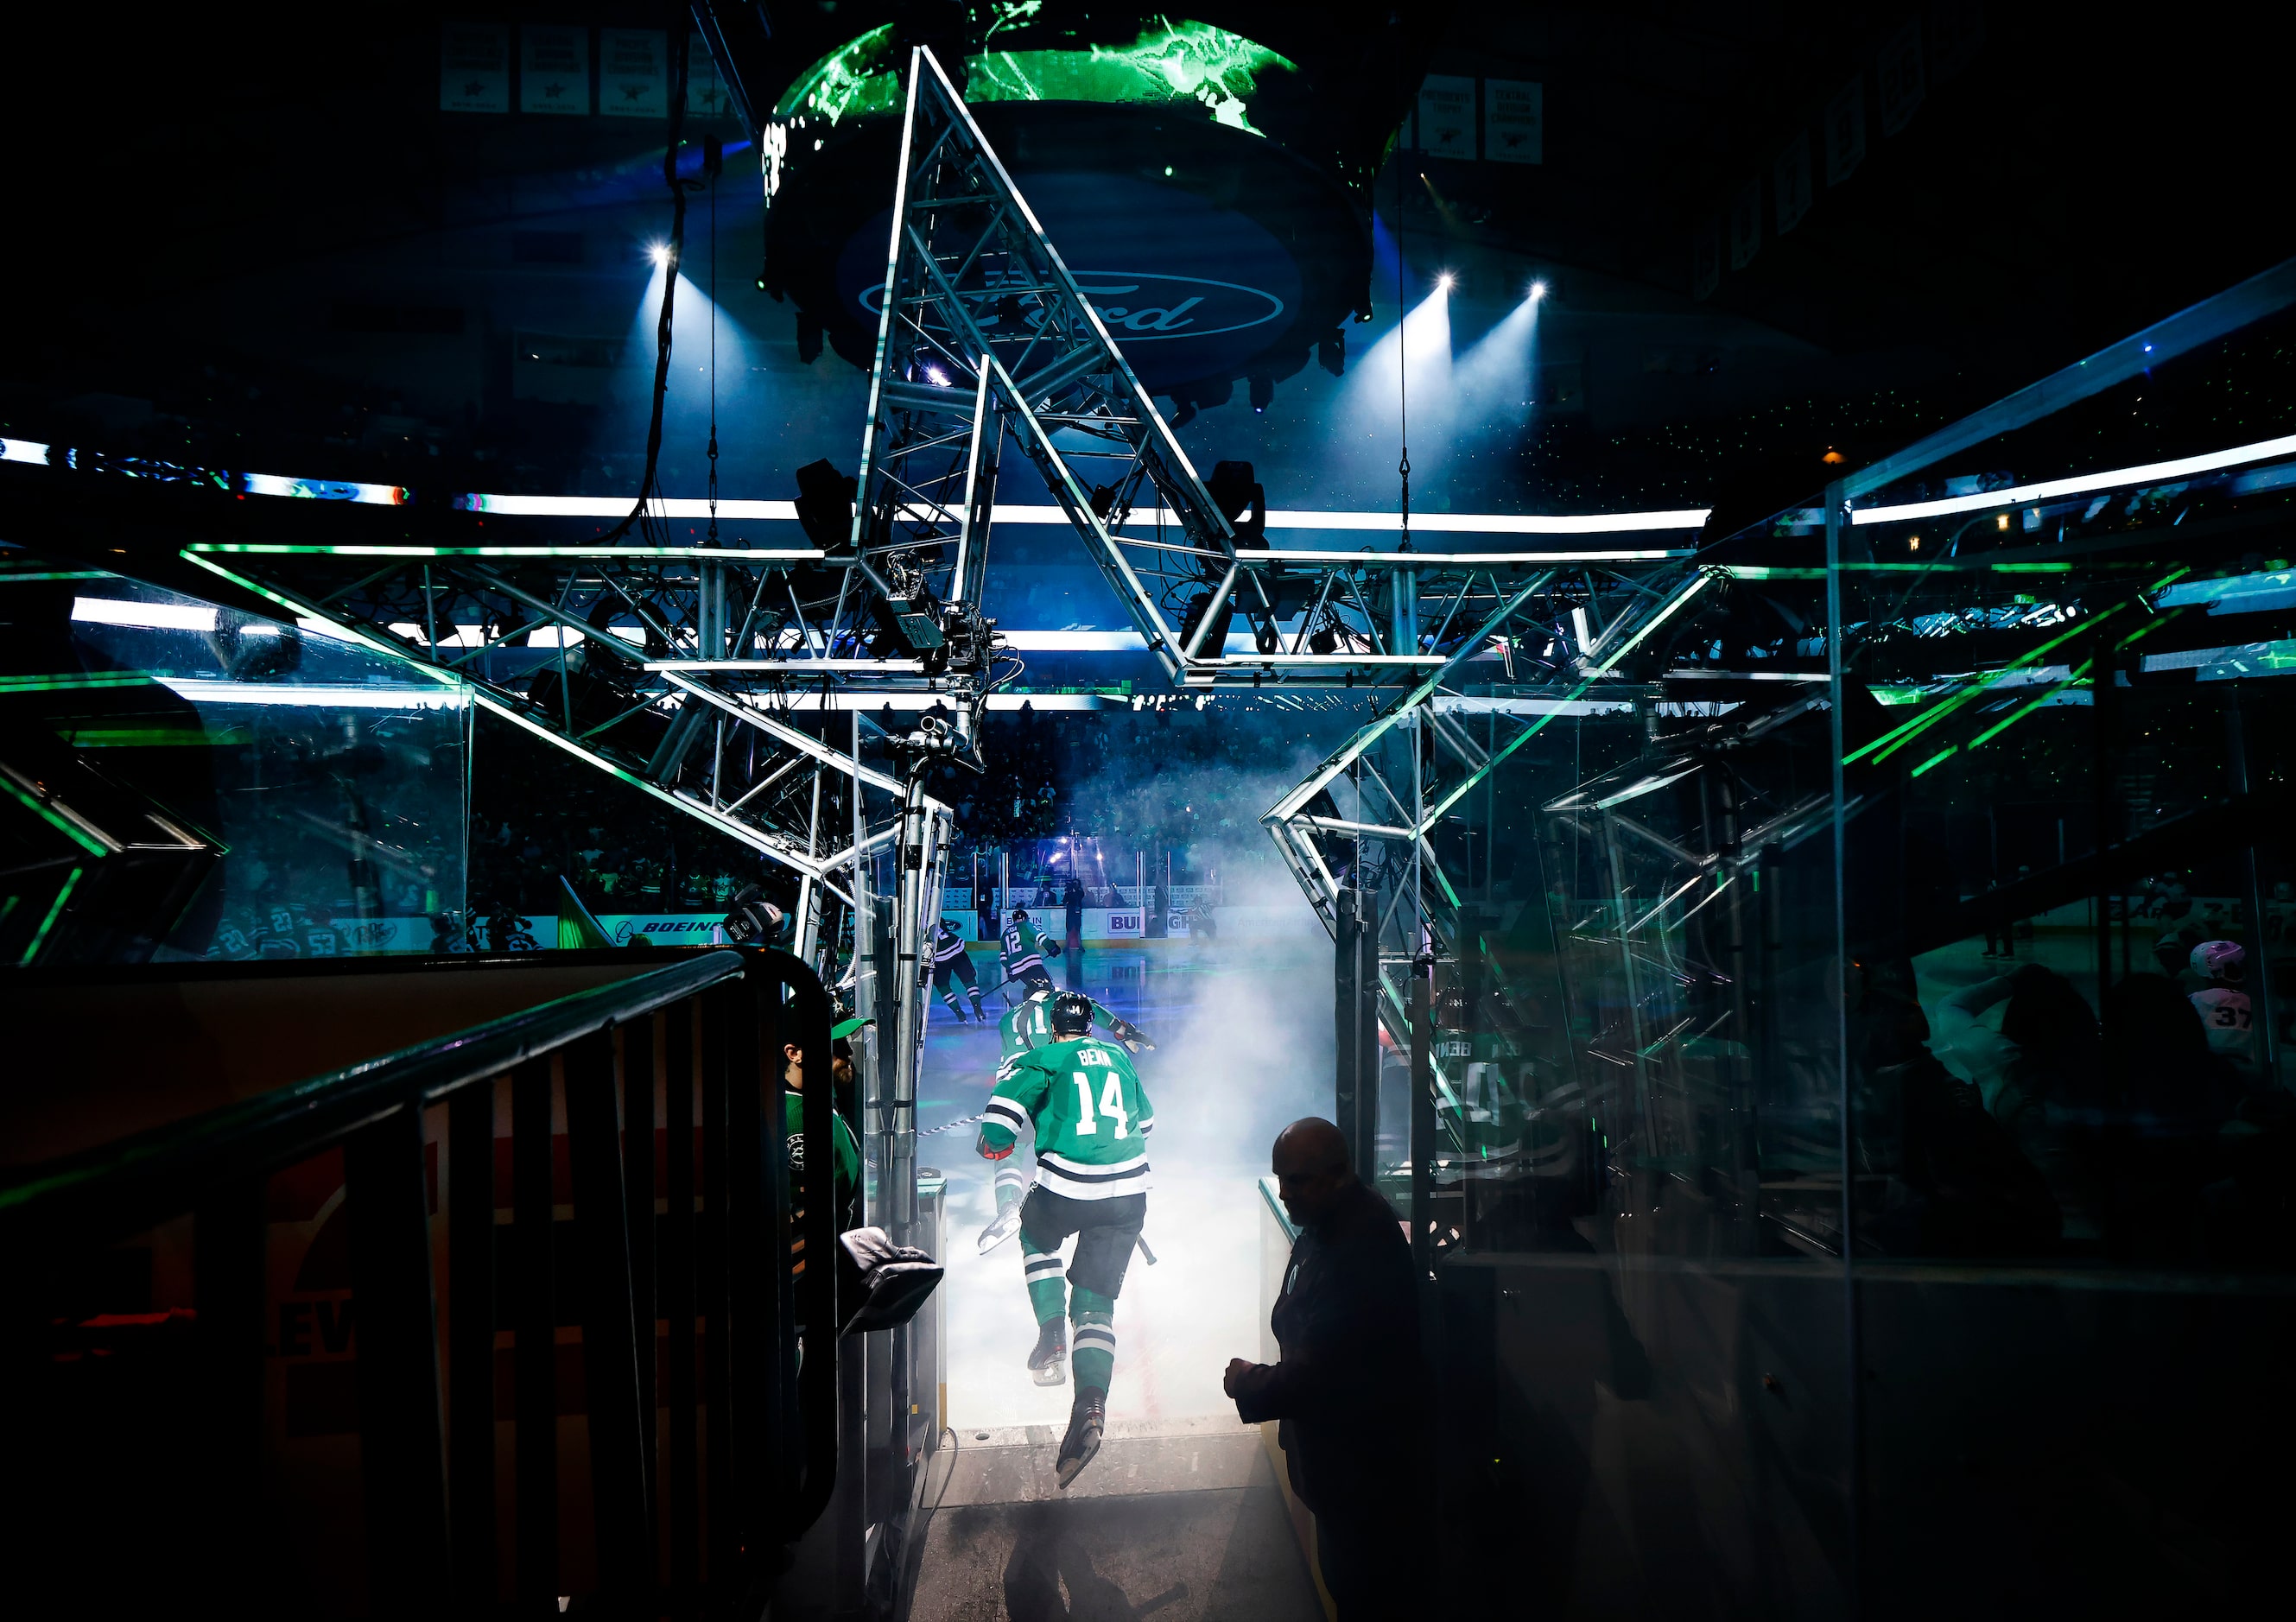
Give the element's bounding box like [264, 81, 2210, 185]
[622, 84, 644, 103]
[463, 80, 485, 97]
[544, 81, 565, 100]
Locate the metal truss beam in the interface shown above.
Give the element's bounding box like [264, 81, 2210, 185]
[1260, 564, 1723, 1111]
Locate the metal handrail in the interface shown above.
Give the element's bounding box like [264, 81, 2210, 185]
[0, 950, 746, 1250]
[2, 945, 841, 1615]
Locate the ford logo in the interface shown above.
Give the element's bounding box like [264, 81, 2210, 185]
[859, 271, 1286, 343]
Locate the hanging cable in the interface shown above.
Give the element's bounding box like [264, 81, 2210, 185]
[706, 127, 721, 548]
[603, 22, 694, 547]
[1397, 149, 1411, 555]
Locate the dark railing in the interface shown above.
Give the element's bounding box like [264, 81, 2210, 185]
[0, 946, 838, 1615]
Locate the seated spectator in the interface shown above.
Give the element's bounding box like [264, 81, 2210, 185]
[783, 1018, 864, 1281]
[1862, 974, 2060, 1256]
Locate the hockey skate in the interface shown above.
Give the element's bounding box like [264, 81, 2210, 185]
[1027, 1318, 1068, 1386]
[976, 1201, 1027, 1255]
[1055, 1387, 1106, 1487]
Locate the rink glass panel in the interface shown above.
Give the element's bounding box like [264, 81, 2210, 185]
[1418, 304, 2296, 1615]
[3, 568, 470, 961]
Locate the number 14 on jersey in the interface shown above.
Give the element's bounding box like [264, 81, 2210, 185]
[1071, 1068, 1130, 1137]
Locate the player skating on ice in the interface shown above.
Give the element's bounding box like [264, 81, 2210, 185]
[931, 916, 988, 1023]
[997, 985, 1153, 1062]
[974, 990, 1154, 1486]
[999, 906, 1060, 995]
[974, 988, 1154, 1260]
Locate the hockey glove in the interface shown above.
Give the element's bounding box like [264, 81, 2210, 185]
[975, 1127, 1015, 1161]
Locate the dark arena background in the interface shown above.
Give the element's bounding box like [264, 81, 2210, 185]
[6, 4, 2296, 1618]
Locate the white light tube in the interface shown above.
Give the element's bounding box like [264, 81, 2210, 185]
[1850, 432, 2296, 524]
[453, 493, 1712, 535]
[73, 597, 219, 631]
[157, 679, 467, 709]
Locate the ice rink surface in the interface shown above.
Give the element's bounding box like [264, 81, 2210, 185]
[915, 934, 1333, 1435]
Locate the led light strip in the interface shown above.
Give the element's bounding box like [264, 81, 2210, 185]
[155, 678, 468, 710]
[457, 491, 1711, 535]
[3, 434, 1709, 534]
[1850, 431, 2296, 525]
[4, 439, 405, 504]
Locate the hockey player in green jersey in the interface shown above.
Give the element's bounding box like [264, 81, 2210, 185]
[980, 989, 1154, 1318]
[999, 906, 1060, 994]
[996, 986, 1153, 1061]
[975, 990, 1153, 1486]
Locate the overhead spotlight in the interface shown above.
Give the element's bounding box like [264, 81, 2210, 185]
[923, 364, 949, 386]
[648, 243, 672, 268]
[1529, 281, 1548, 301]
[1436, 273, 1455, 291]
[1249, 374, 1273, 413]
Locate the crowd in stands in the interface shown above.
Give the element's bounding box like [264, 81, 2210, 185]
[1853, 947, 2296, 1267]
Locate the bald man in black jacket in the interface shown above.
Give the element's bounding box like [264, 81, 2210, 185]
[1225, 1118, 1426, 1618]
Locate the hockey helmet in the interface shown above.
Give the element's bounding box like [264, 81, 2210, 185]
[2191, 940, 2246, 983]
[720, 884, 785, 947]
[1050, 991, 1094, 1036]
[1011, 905, 1031, 921]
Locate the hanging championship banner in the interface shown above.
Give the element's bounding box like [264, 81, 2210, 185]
[440, 23, 509, 114]
[1930, 0, 1987, 86]
[521, 25, 589, 116]
[599, 29, 667, 119]
[1729, 176, 1761, 269]
[1877, 21, 1925, 136]
[1416, 75, 1476, 160]
[688, 35, 731, 118]
[1824, 74, 1866, 187]
[1773, 132, 1812, 235]
[1483, 79, 1543, 164]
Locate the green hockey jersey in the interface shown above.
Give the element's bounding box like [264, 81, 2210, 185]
[998, 989, 1129, 1059]
[980, 1036, 1154, 1201]
[1001, 916, 1053, 978]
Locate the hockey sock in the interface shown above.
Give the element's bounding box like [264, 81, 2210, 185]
[1021, 1232, 1067, 1325]
[1069, 1286, 1117, 1391]
[993, 1165, 1029, 1215]
[941, 990, 966, 1019]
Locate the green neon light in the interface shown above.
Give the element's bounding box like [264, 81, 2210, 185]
[1, 772, 111, 858]
[0, 570, 113, 583]
[777, 17, 1296, 136]
[1911, 745, 1957, 777]
[1966, 662, 2090, 751]
[19, 866, 83, 966]
[0, 672, 152, 694]
[1849, 602, 2127, 766]
[59, 726, 240, 749]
